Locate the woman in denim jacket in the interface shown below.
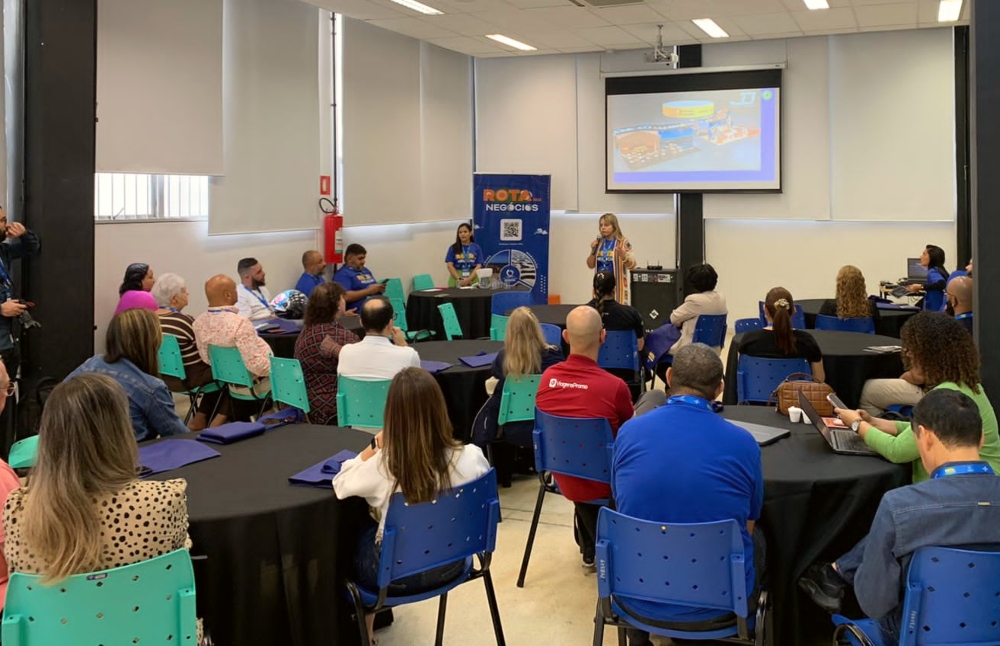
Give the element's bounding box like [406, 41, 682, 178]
[68, 308, 188, 442]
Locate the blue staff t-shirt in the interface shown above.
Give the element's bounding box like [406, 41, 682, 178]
[923, 267, 947, 312]
[333, 265, 377, 312]
[294, 272, 324, 297]
[445, 243, 484, 275]
[595, 238, 616, 273]
[613, 397, 764, 622]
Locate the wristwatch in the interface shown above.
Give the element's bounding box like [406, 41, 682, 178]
[851, 419, 863, 433]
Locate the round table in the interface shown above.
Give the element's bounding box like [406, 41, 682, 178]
[261, 316, 364, 359]
[523, 304, 576, 328]
[417, 339, 504, 441]
[723, 330, 905, 409]
[723, 407, 909, 645]
[406, 287, 530, 340]
[797, 298, 918, 339]
[148, 425, 373, 646]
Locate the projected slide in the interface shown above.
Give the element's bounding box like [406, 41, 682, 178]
[607, 87, 780, 192]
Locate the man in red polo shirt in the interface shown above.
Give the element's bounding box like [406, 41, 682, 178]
[536, 305, 634, 570]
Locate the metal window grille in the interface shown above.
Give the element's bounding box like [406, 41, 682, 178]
[94, 174, 209, 221]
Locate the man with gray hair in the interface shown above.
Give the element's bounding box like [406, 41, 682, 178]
[613, 344, 765, 640]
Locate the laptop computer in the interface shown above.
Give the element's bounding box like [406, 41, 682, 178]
[731, 421, 790, 447]
[798, 392, 879, 456]
[905, 257, 928, 284]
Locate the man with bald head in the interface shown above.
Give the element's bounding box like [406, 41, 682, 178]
[193, 275, 273, 379]
[295, 250, 326, 297]
[945, 275, 973, 333]
[535, 306, 634, 571]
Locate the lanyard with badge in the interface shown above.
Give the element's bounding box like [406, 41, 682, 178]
[459, 245, 472, 277]
[598, 239, 616, 270]
[666, 394, 725, 413]
[242, 285, 269, 309]
[931, 462, 994, 479]
[0, 258, 11, 299]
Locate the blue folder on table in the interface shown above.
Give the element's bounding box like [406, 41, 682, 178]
[289, 450, 358, 488]
[420, 360, 453, 374]
[459, 352, 498, 368]
[197, 421, 266, 444]
[138, 440, 220, 476]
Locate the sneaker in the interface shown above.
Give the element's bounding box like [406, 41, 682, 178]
[582, 555, 596, 572]
[798, 563, 846, 613]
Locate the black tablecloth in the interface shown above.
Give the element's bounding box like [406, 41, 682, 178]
[723, 407, 909, 645]
[148, 425, 373, 646]
[261, 316, 364, 359]
[406, 287, 530, 340]
[417, 339, 504, 440]
[522, 304, 576, 327]
[797, 298, 917, 338]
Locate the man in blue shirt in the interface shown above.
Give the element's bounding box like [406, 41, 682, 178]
[333, 243, 385, 313]
[613, 343, 764, 643]
[294, 250, 326, 297]
[799, 389, 1000, 643]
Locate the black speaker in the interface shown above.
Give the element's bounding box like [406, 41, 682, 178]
[631, 269, 679, 331]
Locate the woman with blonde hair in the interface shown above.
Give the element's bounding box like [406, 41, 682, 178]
[333, 368, 489, 644]
[586, 213, 637, 304]
[819, 265, 880, 323]
[68, 308, 188, 441]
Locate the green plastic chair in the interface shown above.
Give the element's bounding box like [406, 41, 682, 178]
[8, 435, 38, 469]
[389, 298, 434, 343]
[269, 357, 311, 422]
[208, 344, 271, 417]
[159, 334, 220, 424]
[384, 278, 405, 303]
[489, 314, 510, 341]
[437, 302, 464, 340]
[336, 377, 391, 430]
[497, 375, 541, 426]
[412, 274, 435, 291]
[2, 549, 198, 645]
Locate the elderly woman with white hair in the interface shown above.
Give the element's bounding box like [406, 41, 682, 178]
[152, 273, 224, 430]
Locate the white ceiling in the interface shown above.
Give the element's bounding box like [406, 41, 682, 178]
[309, 0, 970, 57]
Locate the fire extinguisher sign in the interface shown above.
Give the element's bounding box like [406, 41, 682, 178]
[319, 176, 331, 196]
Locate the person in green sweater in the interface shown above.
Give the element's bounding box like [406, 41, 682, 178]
[835, 312, 999, 482]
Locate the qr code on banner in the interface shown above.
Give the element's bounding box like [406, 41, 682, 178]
[500, 219, 522, 242]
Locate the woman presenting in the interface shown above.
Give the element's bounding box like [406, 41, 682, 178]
[586, 213, 637, 304]
[445, 223, 484, 287]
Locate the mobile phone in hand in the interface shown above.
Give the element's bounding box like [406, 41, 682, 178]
[827, 393, 848, 411]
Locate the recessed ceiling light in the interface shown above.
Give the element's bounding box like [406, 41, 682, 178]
[389, 0, 442, 16]
[803, 0, 829, 9]
[938, 0, 963, 22]
[692, 19, 729, 39]
[485, 34, 537, 52]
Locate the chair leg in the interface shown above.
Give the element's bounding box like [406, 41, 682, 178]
[616, 626, 627, 646]
[516, 482, 548, 588]
[591, 598, 605, 646]
[434, 592, 448, 646]
[185, 394, 198, 424]
[346, 582, 371, 646]
[482, 569, 506, 646]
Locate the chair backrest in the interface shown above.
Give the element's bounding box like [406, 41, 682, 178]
[437, 303, 464, 340]
[208, 344, 255, 388]
[158, 334, 187, 381]
[533, 409, 613, 485]
[7, 435, 38, 469]
[384, 278, 405, 303]
[597, 330, 639, 372]
[412, 274, 435, 291]
[2, 549, 198, 645]
[758, 301, 806, 329]
[490, 291, 533, 316]
[389, 297, 409, 332]
[900, 546, 1000, 646]
[490, 314, 509, 341]
[596, 509, 749, 617]
[734, 318, 763, 335]
[378, 469, 500, 589]
[540, 323, 563, 347]
[497, 375, 541, 426]
[269, 357, 311, 414]
[692, 314, 728, 349]
[814, 314, 875, 334]
[736, 355, 811, 404]
[336, 376, 391, 429]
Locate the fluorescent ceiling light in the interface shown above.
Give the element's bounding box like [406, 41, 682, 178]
[692, 18, 729, 39]
[486, 34, 537, 51]
[389, 0, 442, 16]
[803, 0, 829, 9]
[938, 0, 963, 22]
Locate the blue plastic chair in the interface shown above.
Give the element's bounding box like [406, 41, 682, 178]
[735, 318, 764, 335]
[2, 549, 198, 645]
[598, 330, 644, 391]
[437, 303, 465, 340]
[594, 509, 769, 645]
[832, 546, 1000, 646]
[159, 334, 220, 424]
[269, 356, 311, 421]
[736, 355, 811, 405]
[517, 410, 614, 588]
[208, 344, 271, 418]
[412, 273, 435, 291]
[336, 376, 391, 430]
[691, 314, 728, 350]
[815, 315, 876, 334]
[540, 323, 563, 347]
[490, 314, 510, 341]
[490, 291, 533, 317]
[345, 469, 506, 646]
[758, 301, 806, 329]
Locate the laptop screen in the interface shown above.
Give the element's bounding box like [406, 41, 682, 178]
[907, 258, 928, 281]
[798, 392, 832, 442]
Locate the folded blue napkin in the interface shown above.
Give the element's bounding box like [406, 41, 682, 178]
[289, 450, 359, 488]
[138, 440, 220, 476]
[258, 407, 304, 429]
[875, 302, 920, 311]
[459, 352, 498, 368]
[197, 421, 266, 444]
[255, 318, 300, 334]
[420, 360, 453, 374]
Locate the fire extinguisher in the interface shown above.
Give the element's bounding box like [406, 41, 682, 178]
[321, 198, 343, 264]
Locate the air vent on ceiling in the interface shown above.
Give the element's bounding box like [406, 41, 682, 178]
[568, 0, 645, 8]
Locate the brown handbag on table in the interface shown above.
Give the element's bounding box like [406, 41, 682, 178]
[768, 373, 834, 416]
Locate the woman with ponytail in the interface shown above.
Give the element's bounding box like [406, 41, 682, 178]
[588, 271, 644, 351]
[740, 287, 825, 382]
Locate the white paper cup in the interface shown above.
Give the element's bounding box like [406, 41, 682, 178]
[788, 406, 802, 424]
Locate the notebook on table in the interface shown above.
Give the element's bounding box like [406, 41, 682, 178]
[731, 421, 790, 447]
